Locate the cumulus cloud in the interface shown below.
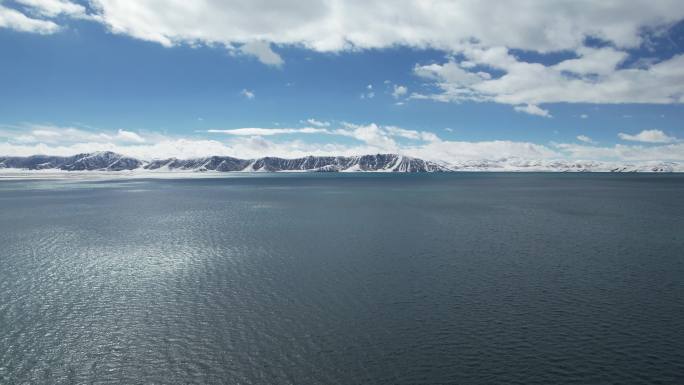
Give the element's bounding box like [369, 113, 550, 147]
[618, 129, 678, 143]
[52, 1, 684, 54]
[413, 46, 684, 112]
[339, 123, 397, 149]
[4, 1, 684, 109]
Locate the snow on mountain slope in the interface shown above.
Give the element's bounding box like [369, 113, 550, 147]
[0, 152, 682, 172]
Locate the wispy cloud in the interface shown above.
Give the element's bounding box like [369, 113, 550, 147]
[207, 127, 327, 136]
[0, 124, 149, 145]
[554, 141, 684, 161]
[513, 104, 553, 118]
[576, 135, 596, 144]
[206, 122, 440, 151]
[305, 118, 330, 127]
[15, 0, 89, 18]
[360, 84, 375, 99]
[0, 3, 60, 34]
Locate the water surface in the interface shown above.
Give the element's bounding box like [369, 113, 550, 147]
[1, 173, 683, 384]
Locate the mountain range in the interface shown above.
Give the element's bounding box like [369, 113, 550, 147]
[0, 151, 682, 172]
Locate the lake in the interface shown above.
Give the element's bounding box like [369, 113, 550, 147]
[1, 173, 683, 384]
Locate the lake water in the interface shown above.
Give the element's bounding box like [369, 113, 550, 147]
[1, 173, 683, 384]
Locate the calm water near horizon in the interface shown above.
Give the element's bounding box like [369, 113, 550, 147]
[1, 173, 683, 384]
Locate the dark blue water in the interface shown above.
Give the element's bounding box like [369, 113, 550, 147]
[1, 173, 683, 384]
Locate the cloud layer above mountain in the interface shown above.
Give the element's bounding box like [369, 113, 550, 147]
[1, 123, 682, 163]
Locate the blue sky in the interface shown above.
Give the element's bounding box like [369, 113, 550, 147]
[1, 0, 684, 163]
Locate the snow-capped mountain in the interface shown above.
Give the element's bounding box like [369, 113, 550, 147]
[144, 154, 448, 172]
[0, 152, 143, 171]
[0, 151, 682, 172]
[0, 152, 448, 172]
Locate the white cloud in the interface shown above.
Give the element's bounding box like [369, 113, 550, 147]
[392, 85, 408, 99]
[333, 122, 442, 149]
[0, 124, 151, 145]
[241, 89, 255, 99]
[554, 142, 684, 161]
[4, 136, 684, 164]
[408, 140, 561, 163]
[554, 46, 628, 76]
[384, 125, 439, 142]
[116, 129, 146, 143]
[514, 104, 552, 118]
[3, 0, 684, 111]
[3, 122, 684, 163]
[334, 123, 397, 150]
[238, 40, 284, 67]
[0, 0, 99, 34]
[0, 4, 60, 34]
[618, 129, 678, 143]
[207, 122, 441, 152]
[65, 1, 684, 54]
[2, 0, 683, 103]
[8, 122, 676, 164]
[413, 46, 684, 110]
[15, 0, 88, 18]
[580, 114, 589, 119]
[305, 118, 330, 127]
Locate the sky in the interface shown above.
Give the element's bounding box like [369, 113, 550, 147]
[1, 0, 684, 163]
